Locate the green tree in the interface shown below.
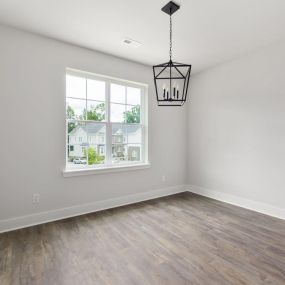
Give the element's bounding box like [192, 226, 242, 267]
[67, 105, 75, 119]
[67, 106, 76, 133]
[84, 147, 104, 165]
[68, 122, 76, 133]
[84, 103, 105, 121]
[123, 105, 140, 123]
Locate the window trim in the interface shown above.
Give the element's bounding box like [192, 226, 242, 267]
[64, 68, 149, 176]
[63, 162, 151, 177]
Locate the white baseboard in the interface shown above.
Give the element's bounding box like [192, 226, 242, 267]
[0, 185, 186, 233]
[187, 184, 285, 220]
[3, 184, 282, 233]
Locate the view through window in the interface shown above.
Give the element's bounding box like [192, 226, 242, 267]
[66, 70, 147, 170]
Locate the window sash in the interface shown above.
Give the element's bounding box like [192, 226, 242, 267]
[66, 69, 147, 169]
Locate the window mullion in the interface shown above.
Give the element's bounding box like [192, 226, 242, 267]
[85, 78, 88, 167]
[125, 86, 128, 162]
[106, 80, 112, 166]
[141, 87, 145, 163]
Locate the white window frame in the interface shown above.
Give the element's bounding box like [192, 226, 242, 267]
[63, 68, 149, 177]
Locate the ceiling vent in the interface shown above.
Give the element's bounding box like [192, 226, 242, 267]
[122, 38, 142, 48]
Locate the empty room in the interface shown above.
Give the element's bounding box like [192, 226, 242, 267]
[0, 0, 285, 284]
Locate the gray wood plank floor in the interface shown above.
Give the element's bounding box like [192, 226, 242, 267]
[1, 192, 285, 285]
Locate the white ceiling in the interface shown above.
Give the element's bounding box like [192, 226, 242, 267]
[0, 0, 285, 73]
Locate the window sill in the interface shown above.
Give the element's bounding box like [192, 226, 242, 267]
[62, 163, 151, 177]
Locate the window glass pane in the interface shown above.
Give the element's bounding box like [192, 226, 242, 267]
[86, 123, 106, 144]
[67, 145, 87, 169]
[87, 101, 105, 121]
[125, 105, 140, 123]
[112, 144, 127, 163]
[87, 79, 105, 101]
[111, 103, 125, 123]
[86, 145, 105, 165]
[112, 125, 127, 144]
[127, 144, 141, 161]
[66, 75, 86, 99]
[127, 87, 141, 105]
[127, 125, 142, 144]
[111, 83, 125, 104]
[66, 98, 86, 120]
[67, 121, 87, 168]
[86, 123, 106, 165]
[67, 121, 87, 144]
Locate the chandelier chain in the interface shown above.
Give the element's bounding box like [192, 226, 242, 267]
[169, 14, 172, 60]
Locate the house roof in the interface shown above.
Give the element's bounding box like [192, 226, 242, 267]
[87, 124, 105, 134]
[69, 123, 104, 135]
[69, 123, 140, 135]
[112, 125, 140, 135]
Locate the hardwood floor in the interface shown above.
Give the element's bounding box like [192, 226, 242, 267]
[1, 192, 285, 285]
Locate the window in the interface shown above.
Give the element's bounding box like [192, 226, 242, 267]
[66, 69, 148, 171]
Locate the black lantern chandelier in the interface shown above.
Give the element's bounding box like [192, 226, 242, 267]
[153, 1, 192, 106]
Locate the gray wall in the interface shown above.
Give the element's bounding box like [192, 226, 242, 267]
[1, 22, 284, 225]
[0, 25, 187, 221]
[188, 41, 285, 210]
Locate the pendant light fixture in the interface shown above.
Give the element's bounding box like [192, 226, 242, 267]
[153, 1, 192, 106]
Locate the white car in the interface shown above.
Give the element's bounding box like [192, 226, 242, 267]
[73, 158, 87, 164]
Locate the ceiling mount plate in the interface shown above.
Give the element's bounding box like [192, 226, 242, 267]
[161, 1, 180, 15]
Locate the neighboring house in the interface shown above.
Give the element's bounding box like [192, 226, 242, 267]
[68, 124, 141, 162]
[112, 125, 141, 162]
[68, 124, 105, 159]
